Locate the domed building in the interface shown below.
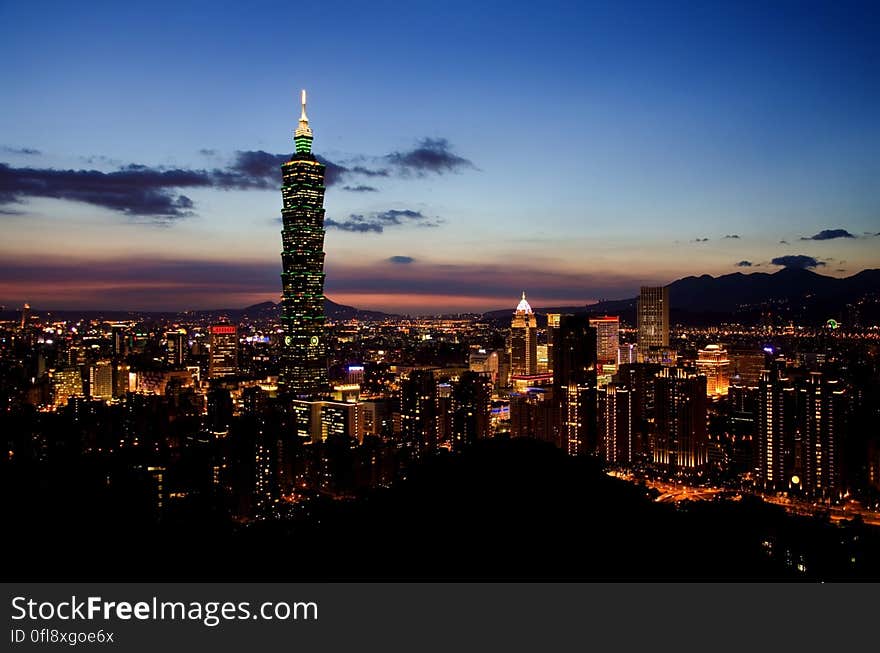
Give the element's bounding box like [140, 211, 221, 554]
[510, 292, 537, 376]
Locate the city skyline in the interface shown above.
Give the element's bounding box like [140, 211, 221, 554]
[2, 1, 879, 314]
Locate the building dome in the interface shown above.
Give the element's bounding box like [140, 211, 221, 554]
[515, 291, 533, 314]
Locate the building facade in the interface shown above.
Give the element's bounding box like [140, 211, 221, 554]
[637, 286, 669, 362]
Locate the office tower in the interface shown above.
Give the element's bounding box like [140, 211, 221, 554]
[510, 292, 538, 376]
[653, 367, 707, 470]
[20, 303, 30, 330]
[757, 369, 796, 490]
[553, 315, 598, 456]
[52, 368, 83, 406]
[451, 371, 492, 450]
[696, 344, 730, 397]
[546, 313, 561, 373]
[637, 286, 669, 361]
[600, 383, 634, 464]
[798, 372, 846, 497]
[208, 324, 238, 379]
[111, 325, 128, 359]
[589, 315, 620, 367]
[279, 89, 328, 398]
[400, 369, 438, 454]
[88, 360, 114, 401]
[730, 349, 766, 386]
[165, 329, 187, 367]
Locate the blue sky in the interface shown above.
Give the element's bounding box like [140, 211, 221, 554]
[1, 0, 879, 312]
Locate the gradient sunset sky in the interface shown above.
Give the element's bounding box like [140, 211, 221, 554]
[1, 0, 879, 314]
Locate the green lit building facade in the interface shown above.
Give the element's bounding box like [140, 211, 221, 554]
[279, 90, 328, 398]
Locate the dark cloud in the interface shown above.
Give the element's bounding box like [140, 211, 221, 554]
[771, 255, 825, 269]
[0, 162, 206, 220]
[2, 146, 41, 155]
[349, 165, 390, 178]
[0, 151, 348, 220]
[800, 228, 855, 241]
[387, 256, 415, 264]
[225, 150, 288, 188]
[0, 139, 472, 220]
[385, 138, 474, 175]
[735, 260, 752, 267]
[723, 234, 740, 239]
[325, 209, 440, 234]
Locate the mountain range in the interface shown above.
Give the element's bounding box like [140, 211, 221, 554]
[3, 268, 878, 325]
[483, 268, 880, 326]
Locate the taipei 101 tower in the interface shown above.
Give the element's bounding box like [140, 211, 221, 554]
[278, 89, 329, 398]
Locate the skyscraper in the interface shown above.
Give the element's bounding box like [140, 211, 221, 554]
[165, 329, 187, 367]
[637, 286, 669, 362]
[451, 371, 492, 450]
[279, 89, 328, 399]
[553, 315, 598, 456]
[400, 369, 438, 455]
[209, 325, 238, 379]
[653, 367, 707, 470]
[510, 292, 537, 376]
[589, 315, 620, 367]
[757, 369, 796, 490]
[89, 360, 114, 401]
[798, 372, 846, 498]
[696, 344, 730, 397]
[600, 383, 634, 464]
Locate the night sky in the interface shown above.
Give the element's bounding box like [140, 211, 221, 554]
[2, 1, 879, 313]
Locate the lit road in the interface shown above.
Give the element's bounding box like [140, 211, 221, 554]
[608, 470, 880, 526]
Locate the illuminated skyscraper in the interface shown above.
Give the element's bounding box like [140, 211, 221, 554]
[89, 360, 114, 401]
[400, 369, 438, 454]
[209, 325, 238, 379]
[653, 367, 707, 470]
[52, 368, 83, 406]
[451, 371, 492, 450]
[553, 315, 598, 456]
[279, 89, 328, 398]
[589, 315, 620, 367]
[798, 372, 846, 498]
[600, 383, 633, 464]
[757, 369, 796, 490]
[696, 344, 730, 397]
[510, 292, 537, 376]
[165, 329, 187, 367]
[637, 286, 669, 361]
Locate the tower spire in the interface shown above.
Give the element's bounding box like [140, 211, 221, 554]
[300, 89, 309, 123]
[294, 88, 313, 154]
